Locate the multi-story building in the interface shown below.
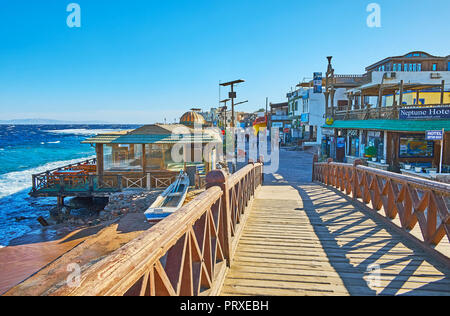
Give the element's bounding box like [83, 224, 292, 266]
[324, 51, 450, 182]
[268, 102, 290, 143]
[286, 70, 364, 152]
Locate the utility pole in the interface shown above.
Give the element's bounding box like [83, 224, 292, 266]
[220, 79, 245, 128]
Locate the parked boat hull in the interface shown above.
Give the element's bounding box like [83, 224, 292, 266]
[144, 173, 190, 223]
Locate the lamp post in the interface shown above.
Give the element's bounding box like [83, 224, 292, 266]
[220, 80, 245, 128]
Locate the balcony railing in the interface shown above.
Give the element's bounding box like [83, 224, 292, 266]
[333, 103, 450, 121]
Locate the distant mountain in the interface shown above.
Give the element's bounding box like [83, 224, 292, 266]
[0, 119, 110, 125]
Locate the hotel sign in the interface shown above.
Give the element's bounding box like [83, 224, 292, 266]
[399, 107, 450, 120]
[426, 130, 444, 141]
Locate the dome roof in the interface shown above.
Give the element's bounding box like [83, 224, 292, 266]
[180, 109, 206, 126]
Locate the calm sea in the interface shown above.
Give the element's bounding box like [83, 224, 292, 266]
[0, 124, 139, 246]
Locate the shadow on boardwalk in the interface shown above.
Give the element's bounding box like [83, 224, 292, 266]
[224, 149, 450, 296]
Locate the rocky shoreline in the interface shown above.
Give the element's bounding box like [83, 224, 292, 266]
[47, 189, 164, 228]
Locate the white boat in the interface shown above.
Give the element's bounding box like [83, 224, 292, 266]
[144, 171, 190, 223]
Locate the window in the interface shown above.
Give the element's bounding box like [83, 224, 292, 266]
[413, 64, 417, 72]
[145, 144, 175, 170]
[432, 63, 437, 71]
[104, 144, 143, 172]
[417, 63, 422, 71]
[295, 100, 299, 111]
[393, 64, 397, 71]
[409, 64, 413, 72]
[404, 64, 408, 71]
[303, 99, 309, 113]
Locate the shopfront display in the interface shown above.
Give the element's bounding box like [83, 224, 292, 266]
[367, 131, 384, 161]
[399, 135, 434, 158]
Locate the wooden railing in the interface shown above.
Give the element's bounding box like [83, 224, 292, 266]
[313, 159, 450, 247]
[32, 172, 179, 196]
[49, 161, 263, 296]
[334, 103, 450, 121]
[32, 158, 97, 192]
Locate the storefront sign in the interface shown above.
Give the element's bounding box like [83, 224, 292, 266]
[399, 107, 450, 120]
[426, 130, 444, 141]
[313, 72, 323, 93]
[272, 122, 283, 128]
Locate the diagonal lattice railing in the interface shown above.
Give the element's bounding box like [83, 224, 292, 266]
[48, 161, 263, 296]
[313, 159, 450, 247]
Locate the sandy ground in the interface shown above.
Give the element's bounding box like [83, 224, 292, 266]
[1, 188, 205, 296]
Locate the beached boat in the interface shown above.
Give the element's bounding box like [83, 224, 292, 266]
[144, 171, 190, 223]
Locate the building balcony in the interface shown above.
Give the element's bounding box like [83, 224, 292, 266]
[332, 103, 450, 121]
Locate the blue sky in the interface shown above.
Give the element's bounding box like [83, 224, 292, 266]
[0, 0, 449, 124]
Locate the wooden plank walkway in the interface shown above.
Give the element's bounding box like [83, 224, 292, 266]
[221, 152, 450, 296]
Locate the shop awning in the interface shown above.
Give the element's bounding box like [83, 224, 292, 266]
[323, 120, 450, 132]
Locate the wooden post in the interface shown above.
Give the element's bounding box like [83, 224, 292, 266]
[88, 175, 94, 193]
[258, 155, 264, 184]
[347, 94, 351, 118]
[416, 89, 420, 105]
[399, 80, 404, 107]
[118, 175, 123, 191]
[378, 83, 383, 116]
[142, 144, 147, 173]
[312, 154, 318, 181]
[352, 159, 363, 200]
[96, 144, 104, 175]
[326, 158, 333, 186]
[57, 196, 64, 208]
[440, 129, 445, 173]
[205, 170, 231, 265]
[324, 92, 330, 117]
[147, 173, 151, 190]
[441, 80, 445, 105]
[32, 175, 36, 192]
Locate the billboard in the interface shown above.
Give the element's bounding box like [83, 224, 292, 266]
[313, 72, 323, 93]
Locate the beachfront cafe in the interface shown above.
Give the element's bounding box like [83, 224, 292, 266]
[30, 120, 222, 205]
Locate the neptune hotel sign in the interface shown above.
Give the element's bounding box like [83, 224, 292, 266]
[399, 107, 450, 120]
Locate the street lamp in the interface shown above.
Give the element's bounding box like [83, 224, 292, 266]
[220, 79, 245, 128]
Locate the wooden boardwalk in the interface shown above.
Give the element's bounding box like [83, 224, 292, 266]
[221, 152, 450, 296]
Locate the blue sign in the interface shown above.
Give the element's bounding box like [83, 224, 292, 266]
[399, 107, 450, 120]
[301, 113, 309, 123]
[426, 130, 444, 141]
[313, 72, 322, 93]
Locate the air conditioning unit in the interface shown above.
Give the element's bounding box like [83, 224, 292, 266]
[431, 73, 442, 79]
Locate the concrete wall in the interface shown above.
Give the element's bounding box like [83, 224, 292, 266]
[368, 71, 450, 86]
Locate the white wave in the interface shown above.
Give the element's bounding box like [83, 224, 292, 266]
[47, 141, 61, 144]
[45, 129, 123, 136]
[0, 155, 96, 199]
